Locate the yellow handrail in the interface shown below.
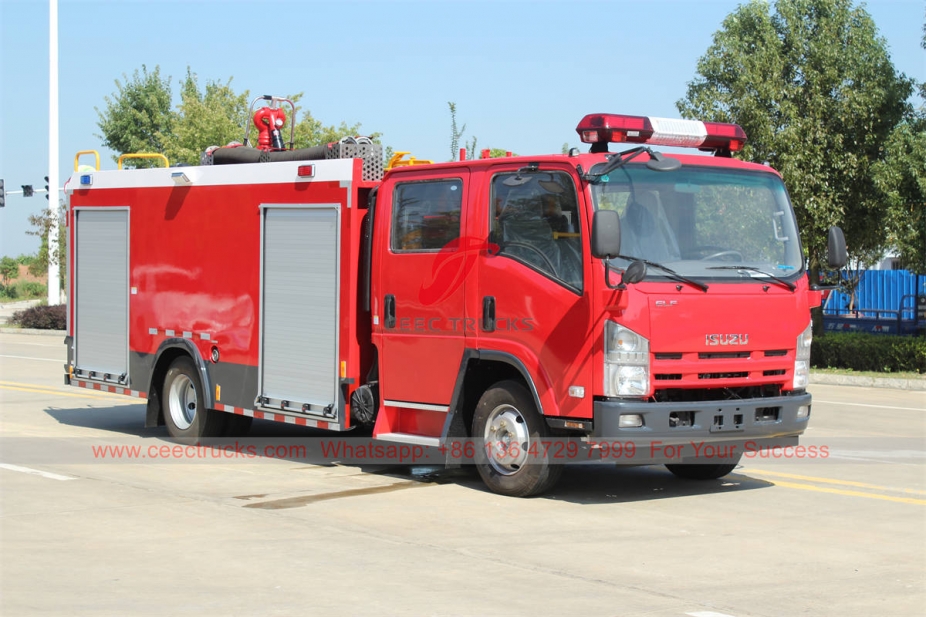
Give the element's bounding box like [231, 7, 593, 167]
[74, 150, 100, 171]
[118, 153, 170, 170]
[386, 151, 434, 170]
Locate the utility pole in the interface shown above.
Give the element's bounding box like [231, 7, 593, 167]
[47, 0, 60, 305]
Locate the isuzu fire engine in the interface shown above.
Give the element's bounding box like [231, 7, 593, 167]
[64, 100, 847, 496]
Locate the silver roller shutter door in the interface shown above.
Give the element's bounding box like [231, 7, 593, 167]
[75, 209, 129, 379]
[260, 206, 339, 414]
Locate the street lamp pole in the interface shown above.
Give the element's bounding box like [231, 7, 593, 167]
[47, 0, 60, 305]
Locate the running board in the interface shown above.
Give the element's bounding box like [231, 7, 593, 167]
[375, 432, 441, 448]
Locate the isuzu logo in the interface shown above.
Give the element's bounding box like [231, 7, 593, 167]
[705, 334, 749, 346]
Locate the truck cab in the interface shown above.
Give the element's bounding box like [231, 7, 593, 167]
[369, 113, 845, 496]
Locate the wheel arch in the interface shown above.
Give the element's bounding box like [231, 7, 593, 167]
[442, 349, 544, 440]
[144, 338, 214, 428]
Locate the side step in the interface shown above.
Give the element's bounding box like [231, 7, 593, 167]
[375, 432, 441, 448]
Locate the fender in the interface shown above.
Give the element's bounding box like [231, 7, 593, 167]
[441, 348, 546, 443]
[152, 337, 215, 408]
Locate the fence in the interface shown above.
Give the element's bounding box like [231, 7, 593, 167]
[823, 270, 925, 335]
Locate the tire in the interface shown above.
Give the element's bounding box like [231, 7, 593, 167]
[162, 356, 229, 442]
[665, 457, 741, 480]
[472, 380, 563, 497]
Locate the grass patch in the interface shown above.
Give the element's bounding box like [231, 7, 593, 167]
[0, 280, 47, 302]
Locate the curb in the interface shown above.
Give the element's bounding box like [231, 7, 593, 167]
[0, 327, 66, 338]
[1, 327, 922, 391]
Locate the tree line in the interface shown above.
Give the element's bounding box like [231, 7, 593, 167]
[678, 0, 924, 275]
[95, 67, 382, 168]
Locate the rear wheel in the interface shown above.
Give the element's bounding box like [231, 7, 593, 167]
[472, 380, 562, 497]
[162, 356, 228, 442]
[665, 457, 741, 480]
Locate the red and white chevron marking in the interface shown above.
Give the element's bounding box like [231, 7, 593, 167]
[72, 380, 147, 399]
[218, 404, 340, 431]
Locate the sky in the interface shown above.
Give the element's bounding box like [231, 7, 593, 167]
[0, 0, 923, 258]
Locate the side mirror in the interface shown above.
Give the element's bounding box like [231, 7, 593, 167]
[592, 209, 621, 259]
[827, 226, 847, 269]
[622, 260, 647, 286]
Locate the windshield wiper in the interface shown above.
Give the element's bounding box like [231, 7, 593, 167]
[580, 146, 681, 183]
[614, 255, 709, 292]
[706, 265, 796, 291]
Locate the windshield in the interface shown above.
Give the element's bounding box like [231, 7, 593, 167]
[591, 163, 803, 279]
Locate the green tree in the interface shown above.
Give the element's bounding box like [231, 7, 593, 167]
[26, 204, 66, 288]
[165, 70, 251, 165]
[292, 110, 375, 148]
[448, 102, 466, 161]
[96, 65, 173, 168]
[872, 17, 926, 274]
[97, 66, 381, 167]
[447, 102, 517, 160]
[677, 0, 914, 273]
[0, 256, 19, 285]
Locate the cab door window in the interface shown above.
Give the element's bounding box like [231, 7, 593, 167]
[391, 179, 463, 252]
[490, 171, 582, 291]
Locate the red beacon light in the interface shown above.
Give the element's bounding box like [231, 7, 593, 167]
[576, 113, 747, 156]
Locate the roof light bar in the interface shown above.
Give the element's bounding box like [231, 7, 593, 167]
[576, 113, 747, 153]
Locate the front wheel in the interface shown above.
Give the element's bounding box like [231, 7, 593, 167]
[665, 457, 741, 480]
[472, 380, 562, 497]
[162, 356, 229, 442]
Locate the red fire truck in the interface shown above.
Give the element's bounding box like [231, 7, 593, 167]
[64, 102, 847, 496]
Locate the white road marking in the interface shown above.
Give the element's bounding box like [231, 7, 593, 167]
[813, 399, 925, 412]
[0, 463, 77, 481]
[686, 612, 738, 617]
[0, 354, 61, 363]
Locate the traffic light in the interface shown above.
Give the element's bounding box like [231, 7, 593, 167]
[22, 185, 34, 197]
[0, 179, 4, 208]
[44, 176, 49, 200]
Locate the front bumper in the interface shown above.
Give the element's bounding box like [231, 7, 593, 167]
[588, 392, 811, 464]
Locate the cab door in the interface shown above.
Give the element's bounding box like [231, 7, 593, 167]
[374, 170, 470, 412]
[473, 167, 594, 419]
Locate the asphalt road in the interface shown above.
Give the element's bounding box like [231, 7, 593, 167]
[1, 331, 924, 616]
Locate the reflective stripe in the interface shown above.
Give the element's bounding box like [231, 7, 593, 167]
[384, 400, 449, 413]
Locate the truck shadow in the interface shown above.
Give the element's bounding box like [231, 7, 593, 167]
[41, 406, 773, 503]
[44, 405, 346, 439]
[381, 464, 774, 505]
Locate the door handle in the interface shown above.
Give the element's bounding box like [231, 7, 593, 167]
[384, 294, 396, 328]
[482, 296, 496, 332]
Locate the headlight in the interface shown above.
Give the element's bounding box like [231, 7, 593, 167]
[604, 322, 650, 397]
[793, 322, 812, 389]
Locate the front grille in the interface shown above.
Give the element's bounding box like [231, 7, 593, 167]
[651, 347, 791, 400]
[653, 384, 783, 403]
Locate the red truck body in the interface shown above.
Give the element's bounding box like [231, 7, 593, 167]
[64, 113, 830, 496]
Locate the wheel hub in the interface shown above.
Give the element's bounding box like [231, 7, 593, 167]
[484, 404, 530, 475]
[167, 374, 197, 430]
